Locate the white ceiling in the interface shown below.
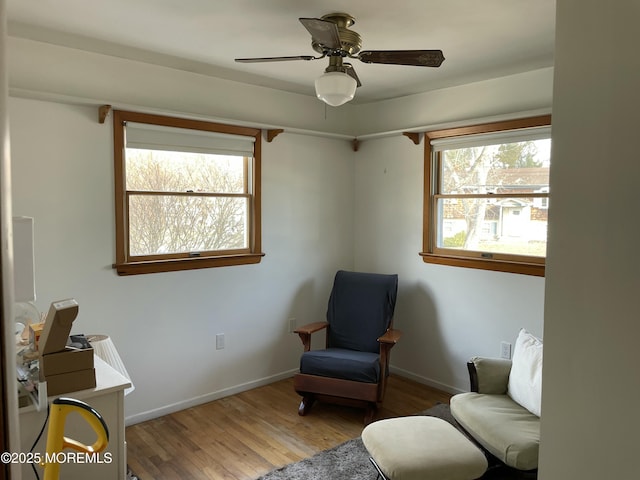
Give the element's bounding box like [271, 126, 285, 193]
[6, 0, 556, 104]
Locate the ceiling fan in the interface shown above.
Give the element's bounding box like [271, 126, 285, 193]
[235, 13, 445, 106]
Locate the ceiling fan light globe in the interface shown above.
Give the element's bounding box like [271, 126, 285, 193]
[315, 71, 357, 106]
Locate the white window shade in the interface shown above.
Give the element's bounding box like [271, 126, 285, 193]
[431, 126, 551, 152]
[125, 122, 256, 157]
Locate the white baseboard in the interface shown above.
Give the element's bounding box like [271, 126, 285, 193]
[125, 368, 298, 426]
[389, 365, 466, 396]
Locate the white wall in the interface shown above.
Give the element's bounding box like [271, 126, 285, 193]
[8, 36, 357, 137]
[353, 126, 545, 393]
[539, 1, 640, 478]
[350, 61, 552, 392]
[352, 66, 551, 395]
[8, 36, 554, 138]
[354, 67, 553, 135]
[9, 97, 354, 423]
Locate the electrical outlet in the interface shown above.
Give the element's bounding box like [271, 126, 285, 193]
[500, 341, 512, 359]
[216, 333, 225, 350]
[288, 318, 297, 333]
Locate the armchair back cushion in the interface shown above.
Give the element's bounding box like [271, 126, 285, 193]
[327, 271, 398, 353]
[469, 357, 512, 394]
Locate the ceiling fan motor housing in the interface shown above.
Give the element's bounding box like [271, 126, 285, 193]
[311, 12, 362, 56]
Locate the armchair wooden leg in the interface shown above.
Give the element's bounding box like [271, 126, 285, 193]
[364, 403, 377, 425]
[298, 395, 316, 416]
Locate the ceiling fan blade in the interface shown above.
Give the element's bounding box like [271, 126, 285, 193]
[358, 50, 445, 67]
[299, 17, 342, 49]
[344, 63, 362, 87]
[235, 55, 317, 63]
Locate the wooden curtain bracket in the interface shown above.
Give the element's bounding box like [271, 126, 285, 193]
[402, 132, 421, 145]
[98, 105, 112, 124]
[266, 129, 284, 142]
[352, 138, 360, 152]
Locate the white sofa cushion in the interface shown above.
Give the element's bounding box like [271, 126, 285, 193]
[450, 392, 540, 471]
[507, 328, 543, 417]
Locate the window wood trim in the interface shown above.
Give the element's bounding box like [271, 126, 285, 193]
[113, 110, 263, 275]
[113, 253, 265, 276]
[421, 115, 551, 277]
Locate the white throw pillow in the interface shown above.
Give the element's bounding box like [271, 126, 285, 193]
[507, 328, 543, 417]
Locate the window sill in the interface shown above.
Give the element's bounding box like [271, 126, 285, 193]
[114, 252, 265, 276]
[419, 252, 544, 277]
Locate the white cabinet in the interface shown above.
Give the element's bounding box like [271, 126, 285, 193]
[19, 356, 131, 480]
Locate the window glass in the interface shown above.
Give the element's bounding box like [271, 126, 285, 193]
[437, 139, 550, 258]
[126, 149, 246, 194]
[435, 197, 548, 258]
[128, 194, 249, 256]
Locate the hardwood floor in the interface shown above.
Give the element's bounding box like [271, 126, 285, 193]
[125, 375, 451, 480]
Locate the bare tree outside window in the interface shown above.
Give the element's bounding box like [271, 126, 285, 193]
[126, 149, 248, 256]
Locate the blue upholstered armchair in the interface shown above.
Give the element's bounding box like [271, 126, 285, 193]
[293, 270, 401, 424]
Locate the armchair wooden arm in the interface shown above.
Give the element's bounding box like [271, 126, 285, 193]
[378, 328, 402, 344]
[294, 321, 329, 335]
[294, 321, 328, 352]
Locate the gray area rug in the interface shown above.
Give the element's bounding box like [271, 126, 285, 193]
[127, 466, 140, 480]
[256, 403, 534, 480]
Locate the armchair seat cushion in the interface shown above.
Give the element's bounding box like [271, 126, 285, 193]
[450, 392, 540, 471]
[300, 348, 380, 383]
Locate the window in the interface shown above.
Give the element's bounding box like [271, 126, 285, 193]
[113, 110, 263, 275]
[421, 116, 551, 276]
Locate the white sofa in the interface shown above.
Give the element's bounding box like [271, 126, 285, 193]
[450, 357, 540, 472]
[450, 330, 543, 474]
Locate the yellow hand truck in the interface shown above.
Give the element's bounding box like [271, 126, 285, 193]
[40, 397, 109, 480]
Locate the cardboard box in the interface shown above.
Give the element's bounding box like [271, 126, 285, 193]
[44, 368, 96, 396]
[39, 347, 94, 382]
[29, 322, 45, 351]
[39, 299, 79, 355]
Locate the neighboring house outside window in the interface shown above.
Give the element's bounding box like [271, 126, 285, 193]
[112, 110, 263, 275]
[421, 115, 551, 276]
